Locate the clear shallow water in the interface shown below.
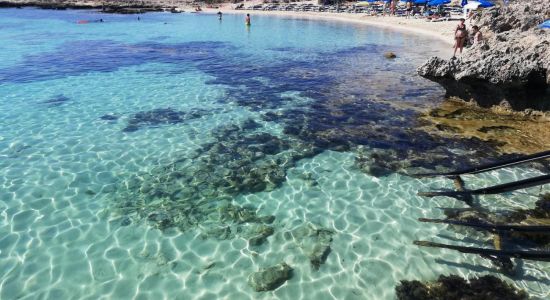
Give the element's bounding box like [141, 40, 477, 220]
[0, 8, 549, 300]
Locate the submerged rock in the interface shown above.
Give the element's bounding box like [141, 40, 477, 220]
[100, 114, 119, 121]
[440, 193, 550, 272]
[122, 107, 208, 132]
[395, 275, 529, 300]
[289, 223, 334, 270]
[522, 193, 550, 219]
[247, 262, 292, 292]
[355, 148, 409, 177]
[112, 119, 320, 240]
[41, 94, 70, 107]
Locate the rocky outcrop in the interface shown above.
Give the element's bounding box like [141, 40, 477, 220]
[0, 0, 169, 13]
[418, 0, 550, 108]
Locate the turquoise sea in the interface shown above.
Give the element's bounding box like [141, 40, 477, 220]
[0, 8, 549, 299]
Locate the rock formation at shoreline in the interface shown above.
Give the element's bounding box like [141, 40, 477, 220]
[417, 97, 550, 155]
[0, 0, 173, 13]
[418, 0, 550, 110]
[396, 275, 529, 300]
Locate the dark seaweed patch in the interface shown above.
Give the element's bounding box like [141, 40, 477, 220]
[41, 94, 70, 107]
[100, 114, 119, 121]
[396, 275, 529, 300]
[189, 43, 503, 175]
[0, 40, 232, 84]
[7, 37, 511, 174]
[122, 107, 208, 132]
[113, 118, 321, 238]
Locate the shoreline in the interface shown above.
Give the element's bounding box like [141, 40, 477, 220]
[205, 8, 456, 47]
[0, 1, 456, 47]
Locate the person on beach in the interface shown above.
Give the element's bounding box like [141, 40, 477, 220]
[383, 1, 390, 16]
[406, 1, 413, 18]
[453, 18, 467, 57]
[245, 14, 251, 26]
[471, 25, 483, 44]
[390, 0, 396, 16]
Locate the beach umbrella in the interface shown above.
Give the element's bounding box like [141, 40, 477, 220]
[356, 1, 372, 6]
[477, 0, 494, 7]
[428, 0, 450, 5]
[461, 0, 468, 6]
[540, 20, 550, 29]
[464, 1, 480, 8]
[413, 0, 429, 4]
[465, 0, 493, 8]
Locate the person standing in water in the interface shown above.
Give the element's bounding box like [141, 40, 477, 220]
[245, 14, 251, 26]
[217, 11, 222, 20]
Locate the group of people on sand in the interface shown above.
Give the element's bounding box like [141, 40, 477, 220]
[382, 0, 427, 18]
[453, 18, 483, 57]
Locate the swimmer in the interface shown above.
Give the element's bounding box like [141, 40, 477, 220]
[245, 14, 251, 26]
[217, 11, 222, 20]
[77, 19, 103, 24]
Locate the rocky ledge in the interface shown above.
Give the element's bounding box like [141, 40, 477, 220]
[418, 0, 550, 110]
[0, 0, 172, 13]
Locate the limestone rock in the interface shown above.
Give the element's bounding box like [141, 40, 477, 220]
[418, 0, 550, 90]
[247, 262, 292, 292]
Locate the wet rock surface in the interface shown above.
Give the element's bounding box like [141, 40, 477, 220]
[443, 193, 550, 248]
[248, 262, 293, 292]
[418, 98, 550, 155]
[396, 275, 529, 300]
[418, 0, 550, 109]
[272, 95, 505, 176]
